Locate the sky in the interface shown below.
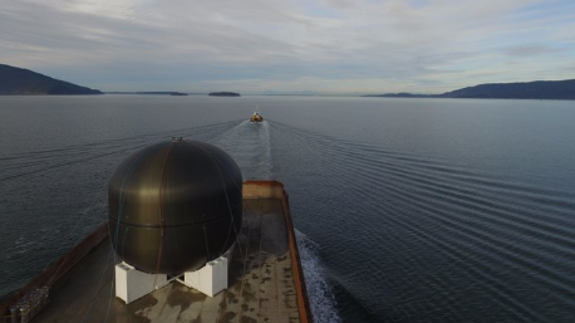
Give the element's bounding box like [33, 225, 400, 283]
[1, 0, 575, 94]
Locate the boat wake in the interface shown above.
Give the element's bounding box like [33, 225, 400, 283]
[269, 120, 575, 322]
[295, 230, 341, 323]
[210, 120, 273, 180]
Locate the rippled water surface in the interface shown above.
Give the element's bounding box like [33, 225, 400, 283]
[1, 95, 575, 322]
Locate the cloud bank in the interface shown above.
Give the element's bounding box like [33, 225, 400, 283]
[1, 0, 574, 93]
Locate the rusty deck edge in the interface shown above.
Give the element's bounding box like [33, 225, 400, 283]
[243, 180, 314, 323]
[0, 223, 109, 318]
[2, 180, 313, 323]
[281, 188, 315, 323]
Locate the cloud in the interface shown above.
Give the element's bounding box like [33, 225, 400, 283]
[1, 0, 574, 93]
[505, 44, 561, 57]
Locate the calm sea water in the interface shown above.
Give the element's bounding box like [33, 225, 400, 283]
[1, 95, 575, 322]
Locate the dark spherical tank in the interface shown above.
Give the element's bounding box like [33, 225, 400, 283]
[108, 138, 242, 274]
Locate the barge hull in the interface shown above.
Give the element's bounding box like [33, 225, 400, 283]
[1, 180, 312, 323]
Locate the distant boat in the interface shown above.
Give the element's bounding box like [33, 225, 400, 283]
[250, 111, 263, 123]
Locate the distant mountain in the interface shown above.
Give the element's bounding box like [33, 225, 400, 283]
[208, 92, 241, 97]
[0, 64, 102, 95]
[365, 79, 575, 100]
[441, 80, 575, 99]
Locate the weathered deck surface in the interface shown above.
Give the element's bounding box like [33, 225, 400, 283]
[32, 198, 302, 323]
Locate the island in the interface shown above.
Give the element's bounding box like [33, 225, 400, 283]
[0, 64, 102, 95]
[208, 92, 241, 97]
[364, 79, 575, 100]
[106, 91, 189, 96]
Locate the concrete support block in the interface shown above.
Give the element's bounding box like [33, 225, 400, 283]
[181, 255, 228, 297]
[115, 262, 168, 304]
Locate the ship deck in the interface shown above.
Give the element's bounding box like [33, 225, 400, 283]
[2, 181, 311, 323]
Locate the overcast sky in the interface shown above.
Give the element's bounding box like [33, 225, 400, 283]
[2, 0, 575, 93]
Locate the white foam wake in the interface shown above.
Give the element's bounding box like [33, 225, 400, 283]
[210, 120, 273, 180]
[295, 230, 341, 323]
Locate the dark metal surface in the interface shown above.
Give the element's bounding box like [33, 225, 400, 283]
[108, 139, 242, 274]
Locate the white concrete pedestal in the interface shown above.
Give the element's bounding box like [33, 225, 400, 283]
[180, 255, 228, 297]
[114, 262, 169, 304]
[115, 248, 233, 302]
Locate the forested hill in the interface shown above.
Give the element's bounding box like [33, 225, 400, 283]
[366, 79, 575, 100]
[0, 64, 102, 95]
[442, 79, 575, 99]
